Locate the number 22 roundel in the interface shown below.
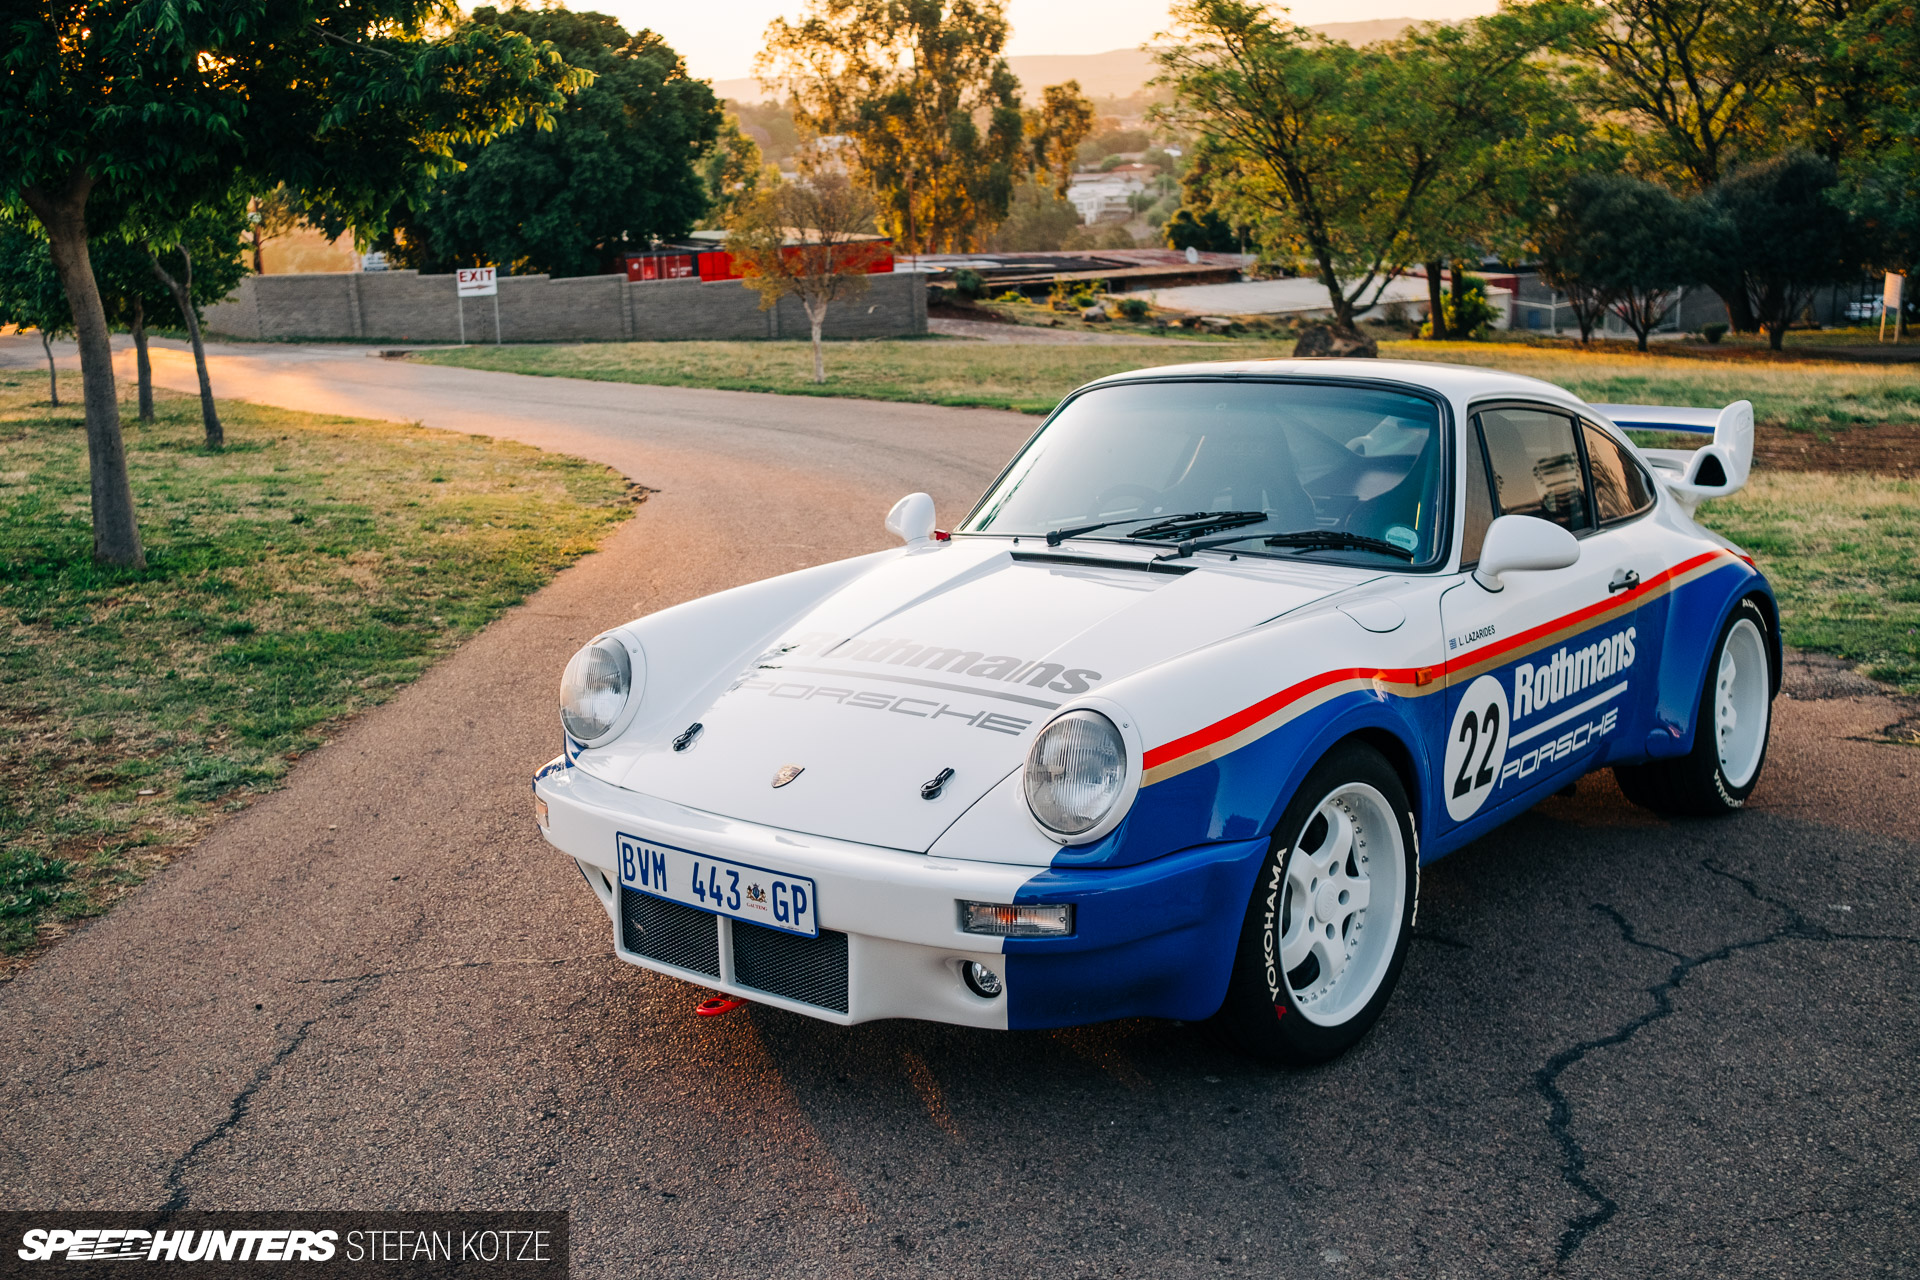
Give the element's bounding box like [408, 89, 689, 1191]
[1444, 674, 1510, 822]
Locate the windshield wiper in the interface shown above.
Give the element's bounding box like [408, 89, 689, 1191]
[1160, 528, 1417, 561]
[1044, 510, 1265, 547]
[1263, 530, 1415, 560]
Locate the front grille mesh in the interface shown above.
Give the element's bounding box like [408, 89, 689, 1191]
[732, 921, 850, 1013]
[620, 888, 720, 977]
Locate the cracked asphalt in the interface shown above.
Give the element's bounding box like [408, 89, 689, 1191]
[2, 338, 1916, 1277]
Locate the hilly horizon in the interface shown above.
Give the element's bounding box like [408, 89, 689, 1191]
[713, 21, 1426, 104]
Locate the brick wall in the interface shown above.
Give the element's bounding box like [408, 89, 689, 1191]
[202, 268, 928, 344]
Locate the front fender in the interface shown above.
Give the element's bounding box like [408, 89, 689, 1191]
[1050, 604, 1444, 870]
[571, 550, 898, 779]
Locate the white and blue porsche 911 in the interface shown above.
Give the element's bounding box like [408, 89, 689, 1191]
[533, 358, 1777, 1063]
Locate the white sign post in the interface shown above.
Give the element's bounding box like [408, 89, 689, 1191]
[457, 266, 501, 345]
[1882, 272, 1905, 344]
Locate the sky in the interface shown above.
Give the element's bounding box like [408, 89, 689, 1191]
[591, 0, 1497, 83]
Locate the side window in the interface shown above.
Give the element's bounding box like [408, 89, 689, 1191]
[1476, 407, 1592, 533]
[1460, 419, 1495, 566]
[1583, 422, 1656, 523]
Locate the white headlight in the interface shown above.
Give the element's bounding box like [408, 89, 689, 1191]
[1024, 710, 1128, 838]
[560, 637, 632, 742]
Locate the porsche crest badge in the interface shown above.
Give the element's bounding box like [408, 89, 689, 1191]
[771, 764, 805, 788]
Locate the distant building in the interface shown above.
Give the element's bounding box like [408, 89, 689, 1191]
[1068, 172, 1146, 225]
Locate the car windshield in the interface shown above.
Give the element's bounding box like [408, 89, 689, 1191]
[960, 379, 1448, 565]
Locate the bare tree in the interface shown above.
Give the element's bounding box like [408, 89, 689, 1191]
[728, 166, 887, 384]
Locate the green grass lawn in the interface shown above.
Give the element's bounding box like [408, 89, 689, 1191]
[416, 334, 1920, 431]
[0, 380, 633, 968]
[1696, 472, 1920, 695]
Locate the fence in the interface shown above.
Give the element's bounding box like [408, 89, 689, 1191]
[201, 268, 927, 344]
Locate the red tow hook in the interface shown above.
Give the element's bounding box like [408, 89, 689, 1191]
[695, 996, 747, 1017]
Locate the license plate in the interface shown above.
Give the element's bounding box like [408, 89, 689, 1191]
[615, 832, 818, 938]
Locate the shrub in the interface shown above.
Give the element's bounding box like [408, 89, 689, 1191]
[1702, 322, 1729, 344]
[1419, 275, 1501, 339]
[1115, 296, 1151, 321]
[952, 268, 985, 300]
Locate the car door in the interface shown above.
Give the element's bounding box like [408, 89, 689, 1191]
[1435, 404, 1671, 834]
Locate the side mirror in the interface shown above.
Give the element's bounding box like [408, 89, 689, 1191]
[885, 492, 936, 545]
[1474, 515, 1580, 591]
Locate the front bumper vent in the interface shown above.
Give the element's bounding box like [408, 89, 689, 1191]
[620, 887, 720, 977]
[616, 889, 850, 1014]
[733, 921, 850, 1014]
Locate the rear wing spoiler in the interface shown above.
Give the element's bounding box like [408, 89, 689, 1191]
[1590, 401, 1754, 513]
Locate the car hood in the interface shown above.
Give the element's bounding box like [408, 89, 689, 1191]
[616, 540, 1373, 853]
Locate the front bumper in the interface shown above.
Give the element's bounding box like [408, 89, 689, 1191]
[535, 760, 1268, 1030]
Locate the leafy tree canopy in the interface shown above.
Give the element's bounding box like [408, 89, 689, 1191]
[1702, 149, 1863, 346]
[759, 0, 1029, 253]
[1157, 0, 1570, 328]
[386, 7, 722, 276]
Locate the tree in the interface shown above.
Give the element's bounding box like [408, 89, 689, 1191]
[82, 197, 252, 433]
[385, 9, 720, 276]
[1539, 173, 1701, 350]
[1381, 11, 1590, 339]
[985, 177, 1087, 251]
[1702, 150, 1863, 348]
[1555, 0, 1804, 189]
[758, 0, 1028, 253]
[1831, 0, 1920, 275]
[0, 220, 70, 405]
[728, 165, 887, 384]
[1164, 205, 1240, 252]
[1533, 199, 1622, 343]
[701, 115, 777, 230]
[245, 187, 306, 276]
[1, 0, 584, 568]
[1160, 1, 1491, 331]
[1551, 0, 1808, 331]
[1027, 82, 1097, 198]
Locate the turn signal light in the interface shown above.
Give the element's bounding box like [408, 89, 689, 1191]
[959, 901, 1074, 937]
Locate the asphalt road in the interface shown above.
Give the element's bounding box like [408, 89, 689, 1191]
[2, 338, 1916, 1278]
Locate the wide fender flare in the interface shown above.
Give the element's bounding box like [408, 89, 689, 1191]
[1647, 566, 1779, 760]
[1248, 698, 1436, 854]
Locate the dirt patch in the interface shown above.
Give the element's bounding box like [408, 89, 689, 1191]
[1781, 650, 1920, 746]
[1754, 421, 1920, 473]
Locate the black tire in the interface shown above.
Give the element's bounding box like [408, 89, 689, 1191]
[1210, 741, 1419, 1065]
[1614, 595, 1774, 817]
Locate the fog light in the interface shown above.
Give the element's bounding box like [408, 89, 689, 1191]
[533, 795, 550, 830]
[963, 961, 1003, 998]
[959, 901, 1074, 937]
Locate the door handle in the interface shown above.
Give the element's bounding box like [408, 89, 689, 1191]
[1608, 568, 1641, 594]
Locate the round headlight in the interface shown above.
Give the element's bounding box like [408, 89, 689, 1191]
[1024, 710, 1128, 837]
[560, 637, 632, 742]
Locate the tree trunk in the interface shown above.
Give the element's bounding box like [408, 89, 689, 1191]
[1425, 261, 1448, 340]
[250, 224, 264, 275]
[1768, 322, 1786, 351]
[1707, 273, 1759, 333]
[131, 298, 154, 423]
[806, 298, 827, 384]
[21, 176, 144, 569]
[40, 329, 58, 407]
[149, 245, 222, 448]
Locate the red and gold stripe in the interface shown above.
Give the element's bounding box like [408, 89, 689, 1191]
[1139, 548, 1745, 787]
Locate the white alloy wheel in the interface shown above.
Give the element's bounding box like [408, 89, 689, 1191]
[1714, 617, 1770, 789]
[1278, 781, 1408, 1027]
